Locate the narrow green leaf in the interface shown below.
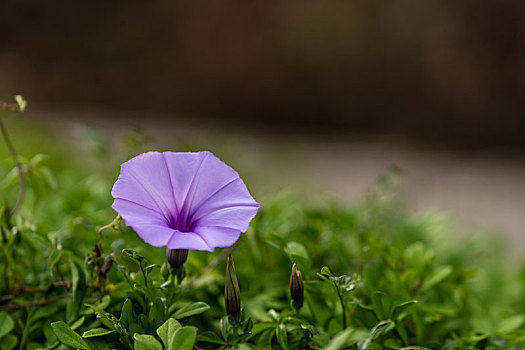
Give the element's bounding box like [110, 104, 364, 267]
[421, 266, 453, 291]
[276, 324, 289, 350]
[82, 328, 115, 338]
[391, 301, 418, 321]
[119, 298, 134, 328]
[50, 321, 90, 350]
[168, 326, 197, 350]
[358, 320, 395, 350]
[172, 302, 210, 319]
[369, 320, 395, 339]
[70, 316, 86, 331]
[47, 249, 62, 276]
[66, 261, 87, 323]
[395, 323, 408, 346]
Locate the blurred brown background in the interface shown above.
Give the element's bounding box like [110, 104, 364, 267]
[1, 0, 524, 148]
[1, 0, 525, 249]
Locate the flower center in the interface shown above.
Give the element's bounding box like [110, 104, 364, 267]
[167, 211, 193, 233]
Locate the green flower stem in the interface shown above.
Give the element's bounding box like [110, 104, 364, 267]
[97, 214, 121, 251]
[338, 289, 347, 329]
[0, 115, 25, 216]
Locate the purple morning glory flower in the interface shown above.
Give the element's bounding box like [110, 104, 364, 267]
[111, 151, 260, 252]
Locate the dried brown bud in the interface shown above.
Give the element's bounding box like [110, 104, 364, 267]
[166, 249, 189, 268]
[225, 254, 241, 316]
[290, 263, 304, 309]
[99, 258, 114, 278]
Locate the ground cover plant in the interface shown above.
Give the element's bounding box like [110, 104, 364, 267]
[1, 98, 525, 349]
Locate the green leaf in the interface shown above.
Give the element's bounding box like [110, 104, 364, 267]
[129, 323, 145, 335]
[383, 338, 401, 349]
[391, 300, 418, 321]
[312, 331, 331, 348]
[47, 249, 62, 276]
[358, 320, 395, 350]
[116, 254, 140, 272]
[32, 304, 59, 322]
[84, 295, 111, 315]
[489, 337, 508, 348]
[50, 321, 90, 350]
[156, 318, 181, 348]
[284, 241, 311, 274]
[0, 312, 14, 339]
[326, 328, 369, 350]
[265, 233, 287, 252]
[369, 320, 395, 339]
[66, 261, 87, 323]
[172, 302, 210, 319]
[70, 317, 86, 331]
[421, 265, 453, 291]
[85, 338, 110, 350]
[320, 266, 332, 277]
[395, 323, 409, 346]
[371, 292, 392, 320]
[276, 324, 289, 350]
[148, 298, 165, 329]
[196, 331, 224, 345]
[257, 328, 274, 349]
[82, 328, 115, 338]
[497, 314, 525, 334]
[168, 326, 197, 350]
[220, 316, 228, 340]
[354, 304, 379, 329]
[119, 298, 135, 328]
[0, 334, 17, 350]
[249, 322, 277, 337]
[133, 334, 162, 350]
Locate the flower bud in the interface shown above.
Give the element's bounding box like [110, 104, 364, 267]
[290, 263, 304, 309]
[166, 249, 188, 268]
[225, 254, 241, 316]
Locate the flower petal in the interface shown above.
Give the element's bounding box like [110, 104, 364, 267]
[192, 226, 241, 249]
[189, 178, 260, 224]
[166, 230, 213, 251]
[112, 198, 167, 226]
[162, 151, 211, 216]
[126, 224, 176, 247]
[112, 152, 177, 222]
[192, 206, 260, 232]
[163, 151, 259, 232]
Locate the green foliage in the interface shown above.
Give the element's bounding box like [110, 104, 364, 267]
[1, 115, 525, 349]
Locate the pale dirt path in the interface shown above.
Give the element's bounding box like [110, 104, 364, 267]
[36, 109, 525, 252]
